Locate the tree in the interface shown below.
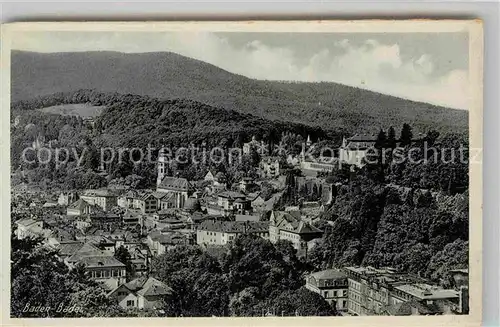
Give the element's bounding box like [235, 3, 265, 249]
[427, 239, 468, 285]
[400, 123, 413, 147]
[373, 129, 388, 182]
[374, 129, 387, 150]
[387, 126, 397, 149]
[114, 246, 135, 280]
[11, 235, 123, 318]
[229, 287, 260, 316]
[268, 287, 336, 316]
[150, 246, 227, 317]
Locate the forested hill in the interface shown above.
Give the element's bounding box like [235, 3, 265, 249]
[11, 50, 468, 135]
[11, 90, 328, 148]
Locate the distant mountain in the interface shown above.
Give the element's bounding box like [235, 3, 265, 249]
[11, 50, 468, 135]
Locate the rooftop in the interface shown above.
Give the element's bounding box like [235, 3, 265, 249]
[395, 283, 459, 300]
[79, 255, 126, 268]
[67, 198, 91, 210]
[123, 276, 173, 297]
[198, 220, 270, 234]
[271, 211, 322, 235]
[15, 218, 38, 227]
[158, 176, 191, 192]
[217, 191, 247, 200]
[82, 189, 117, 198]
[310, 269, 347, 281]
[383, 300, 442, 316]
[57, 241, 84, 257]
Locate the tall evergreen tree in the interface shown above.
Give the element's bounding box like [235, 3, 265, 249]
[387, 126, 397, 149]
[374, 129, 387, 182]
[400, 123, 413, 147]
[374, 129, 387, 150]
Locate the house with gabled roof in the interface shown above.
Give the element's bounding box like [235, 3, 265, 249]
[14, 218, 44, 240]
[80, 188, 118, 212]
[108, 276, 173, 310]
[196, 220, 269, 246]
[146, 230, 188, 256]
[67, 198, 101, 217]
[269, 210, 323, 251]
[65, 242, 126, 289]
[156, 176, 192, 209]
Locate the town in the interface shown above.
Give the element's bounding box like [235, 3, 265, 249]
[11, 129, 469, 317]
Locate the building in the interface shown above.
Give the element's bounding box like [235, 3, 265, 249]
[156, 177, 192, 209]
[117, 190, 139, 209]
[108, 276, 173, 310]
[65, 242, 126, 290]
[196, 220, 270, 246]
[239, 177, 256, 193]
[137, 193, 158, 214]
[121, 242, 151, 276]
[260, 156, 281, 178]
[66, 198, 98, 216]
[343, 266, 462, 316]
[339, 133, 424, 168]
[243, 135, 265, 155]
[299, 160, 337, 177]
[147, 230, 188, 256]
[87, 212, 122, 230]
[156, 148, 169, 186]
[80, 189, 118, 212]
[58, 191, 79, 206]
[123, 209, 142, 227]
[53, 240, 85, 261]
[15, 218, 44, 239]
[338, 134, 378, 167]
[268, 211, 323, 251]
[204, 170, 216, 182]
[213, 191, 252, 216]
[382, 300, 444, 316]
[235, 214, 260, 222]
[449, 269, 469, 289]
[305, 269, 349, 312]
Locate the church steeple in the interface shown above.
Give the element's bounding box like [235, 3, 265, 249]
[157, 147, 168, 186]
[306, 135, 312, 147]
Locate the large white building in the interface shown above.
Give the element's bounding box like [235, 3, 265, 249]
[338, 134, 377, 167]
[268, 210, 323, 251]
[196, 220, 269, 246]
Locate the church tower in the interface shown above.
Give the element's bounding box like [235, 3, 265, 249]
[306, 135, 312, 147]
[157, 147, 168, 186]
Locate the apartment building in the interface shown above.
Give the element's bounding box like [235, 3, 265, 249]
[343, 266, 463, 316]
[305, 269, 349, 312]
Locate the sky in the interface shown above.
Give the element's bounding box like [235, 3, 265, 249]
[11, 31, 470, 110]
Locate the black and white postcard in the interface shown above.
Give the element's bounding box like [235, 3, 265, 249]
[0, 20, 483, 327]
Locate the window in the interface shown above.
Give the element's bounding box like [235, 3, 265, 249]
[126, 300, 135, 307]
[323, 291, 328, 298]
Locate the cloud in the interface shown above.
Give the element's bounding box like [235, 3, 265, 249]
[12, 32, 469, 109]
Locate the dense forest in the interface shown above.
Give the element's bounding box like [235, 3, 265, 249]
[308, 175, 468, 287]
[10, 90, 329, 190]
[11, 50, 468, 135]
[12, 89, 330, 148]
